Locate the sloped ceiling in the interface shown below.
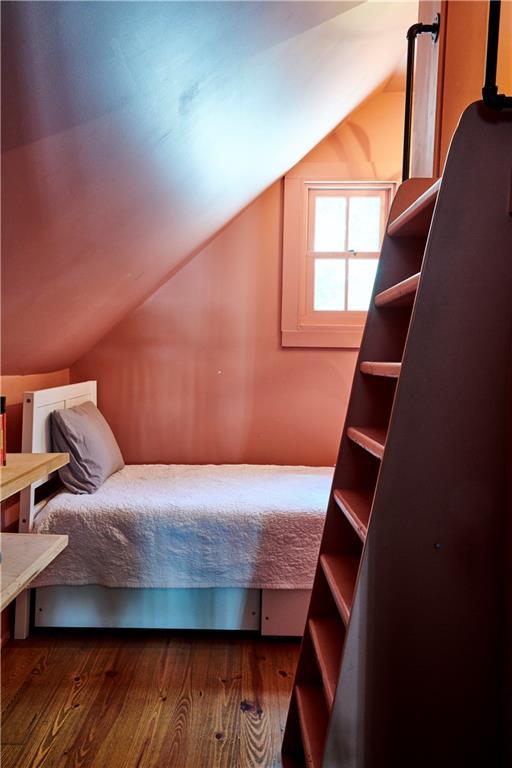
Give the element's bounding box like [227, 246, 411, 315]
[1, 1, 417, 374]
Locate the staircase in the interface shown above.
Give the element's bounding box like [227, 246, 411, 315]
[282, 101, 512, 767]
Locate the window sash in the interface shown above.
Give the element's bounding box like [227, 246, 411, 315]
[281, 177, 395, 349]
[307, 187, 388, 255]
[302, 185, 388, 325]
[302, 253, 379, 322]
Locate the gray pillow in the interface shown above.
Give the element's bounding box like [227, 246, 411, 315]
[50, 400, 125, 494]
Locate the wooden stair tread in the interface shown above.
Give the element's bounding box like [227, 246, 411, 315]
[387, 178, 440, 237]
[309, 617, 343, 709]
[374, 272, 420, 307]
[295, 684, 328, 768]
[333, 489, 372, 540]
[360, 361, 401, 378]
[320, 554, 360, 625]
[347, 426, 386, 459]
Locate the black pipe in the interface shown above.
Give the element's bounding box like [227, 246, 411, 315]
[482, 0, 512, 109]
[402, 15, 440, 181]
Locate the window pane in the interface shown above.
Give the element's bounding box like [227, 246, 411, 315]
[314, 258, 346, 311]
[348, 196, 381, 252]
[347, 259, 378, 310]
[314, 196, 346, 251]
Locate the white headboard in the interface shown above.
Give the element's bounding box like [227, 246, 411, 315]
[15, 381, 97, 638]
[22, 380, 97, 490]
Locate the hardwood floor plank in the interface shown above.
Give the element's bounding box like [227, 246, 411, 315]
[240, 639, 272, 768]
[240, 639, 298, 768]
[154, 656, 194, 768]
[102, 641, 177, 768]
[0, 744, 22, 768]
[1, 644, 85, 747]
[1, 631, 299, 768]
[186, 637, 242, 768]
[10, 643, 120, 768]
[117, 637, 190, 768]
[59, 643, 149, 768]
[1, 646, 46, 719]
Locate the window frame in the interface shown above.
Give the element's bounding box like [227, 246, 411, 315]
[281, 176, 396, 348]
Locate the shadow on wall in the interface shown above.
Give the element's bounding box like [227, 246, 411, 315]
[345, 123, 378, 178]
[1, 0, 416, 375]
[2, 1, 359, 149]
[69, 86, 405, 466]
[71, 181, 356, 466]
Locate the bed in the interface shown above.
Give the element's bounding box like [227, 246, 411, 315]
[15, 381, 333, 638]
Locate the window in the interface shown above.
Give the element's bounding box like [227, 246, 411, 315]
[282, 179, 394, 347]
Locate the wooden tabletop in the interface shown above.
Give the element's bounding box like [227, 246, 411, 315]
[0, 532, 68, 612]
[0, 453, 69, 502]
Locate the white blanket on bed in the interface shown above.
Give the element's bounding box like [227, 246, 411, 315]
[33, 464, 333, 590]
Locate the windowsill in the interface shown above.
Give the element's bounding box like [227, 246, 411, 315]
[281, 327, 363, 348]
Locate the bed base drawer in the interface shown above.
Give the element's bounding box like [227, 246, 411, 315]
[35, 585, 260, 631]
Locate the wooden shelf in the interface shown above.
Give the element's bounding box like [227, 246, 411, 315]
[374, 272, 420, 307]
[387, 178, 440, 237]
[333, 489, 372, 541]
[320, 554, 360, 626]
[347, 426, 386, 459]
[309, 617, 343, 710]
[360, 361, 401, 378]
[0, 453, 69, 502]
[0, 533, 68, 611]
[296, 684, 328, 768]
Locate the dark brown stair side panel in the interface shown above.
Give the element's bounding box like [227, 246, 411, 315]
[323, 102, 512, 767]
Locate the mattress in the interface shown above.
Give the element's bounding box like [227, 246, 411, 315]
[33, 464, 333, 590]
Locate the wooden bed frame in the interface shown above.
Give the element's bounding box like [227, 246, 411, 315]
[15, 381, 311, 639]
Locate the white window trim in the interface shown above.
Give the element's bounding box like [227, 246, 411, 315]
[281, 174, 396, 348]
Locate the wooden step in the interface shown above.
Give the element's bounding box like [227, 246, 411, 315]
[387, 178, 441, 237]
[360, 361, 401, 378]
[309, 617, 343, 710]
[374, 272, 420, 307]
[296, 684, 328, 768]
[333, 489, 372, 541]
[320, 554, 360, 625]
[347, 426, 386, 459]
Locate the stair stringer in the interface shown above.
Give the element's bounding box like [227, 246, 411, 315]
[323, 102, 512, 767]
[281, 174, 433, 768]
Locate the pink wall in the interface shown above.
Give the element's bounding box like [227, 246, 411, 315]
[411, 0, 512, 177]
[72, 90, 404, 466]
[1, 1, 415, 375]
[438, 0, 512, 168]
[73, 181, 355, 466]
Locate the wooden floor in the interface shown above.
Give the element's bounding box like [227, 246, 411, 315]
[1, 630, 299, 768]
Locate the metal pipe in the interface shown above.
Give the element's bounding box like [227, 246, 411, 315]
[402, 15, 440, 181]
[482, 0, 512, 109]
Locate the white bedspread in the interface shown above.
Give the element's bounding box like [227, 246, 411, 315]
[33, 464, 333, 590]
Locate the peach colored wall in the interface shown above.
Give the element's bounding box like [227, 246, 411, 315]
[412, 0, 512, 176]
[73, 181, 353, 466]
[1, 1, 416, 375]
[297, 91, 404, 180]
[439, 0, 512, 167]
[0, 368, 69, 646]
[71, 91, 404, 466]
